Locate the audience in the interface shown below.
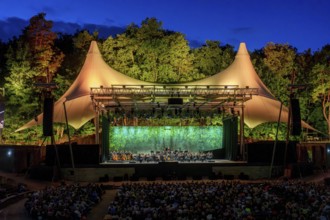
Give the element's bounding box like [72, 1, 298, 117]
[106, 180, 330, 220]
[0, 182, 27, 200]
[24, 182, 104, 220]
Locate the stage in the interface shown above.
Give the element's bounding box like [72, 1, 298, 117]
[1, 141, 322, 182]
[58, 159, 281, 182]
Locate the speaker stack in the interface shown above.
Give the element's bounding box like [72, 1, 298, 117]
[43, 97, 54, 136]
[290, 98, 301, 136]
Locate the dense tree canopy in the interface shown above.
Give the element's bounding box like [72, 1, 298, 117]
[0, 14, 329, 144]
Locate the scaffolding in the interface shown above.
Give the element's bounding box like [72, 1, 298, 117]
[90, 84, 259, 161]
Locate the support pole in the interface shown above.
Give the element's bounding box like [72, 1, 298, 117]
[95, 108, 100, 144]
[284, 71, 296, 169]
[270, 101, 283, 178]
[51, 135, 62, 181]
[63, 101, 75, 177]
[240, 104, 245, 160]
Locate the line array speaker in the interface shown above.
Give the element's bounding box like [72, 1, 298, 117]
[168, 98, 183, 105]
[290, 98, 301, 136]
[43, 97, 54, 136]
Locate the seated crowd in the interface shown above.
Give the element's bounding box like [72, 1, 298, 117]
[0, 182, 27, 200]
[107, 180, 330, 220]
[110, 149, 214, 163]
[24, 182, 104, 219]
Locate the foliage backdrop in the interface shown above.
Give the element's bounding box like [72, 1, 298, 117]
[109, 126, 223, 153]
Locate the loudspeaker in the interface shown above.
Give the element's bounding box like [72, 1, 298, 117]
[290, 98, 301, 136]
[168, 98, 183, 105]
[43, 97, 54, 136]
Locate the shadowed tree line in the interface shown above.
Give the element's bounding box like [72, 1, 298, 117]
[0, 13, 329, 144]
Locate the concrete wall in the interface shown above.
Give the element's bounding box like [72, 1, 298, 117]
[61, 165, 281, 182]
[212, 165, 282, 179]
[61, 167, 135, 182]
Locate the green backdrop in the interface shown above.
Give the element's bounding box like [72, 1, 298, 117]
[109, 126, 223, 153]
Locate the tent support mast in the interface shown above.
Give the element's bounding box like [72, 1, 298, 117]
[95, 107, 100, 145]
[269, 101, 283, 178]
[63, 101, 75, 178]
[240, 103, 245, 160]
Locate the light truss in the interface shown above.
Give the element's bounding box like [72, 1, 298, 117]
[91, 85, 258, 159]
[90, 84, 258, 113]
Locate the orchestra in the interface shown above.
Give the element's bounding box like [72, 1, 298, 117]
[109, 148, 213, 163]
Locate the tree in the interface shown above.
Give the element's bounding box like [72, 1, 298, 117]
[23, 13, 64, 83]
[3, 39, 41, 142]
[102, 18, 195, 83]
[310, 63, 330, 138]
[2, 13, 65, 143]
[263, 43, 298, 105]
[102, 33, 140, 79]
[192, 40, 234, 77]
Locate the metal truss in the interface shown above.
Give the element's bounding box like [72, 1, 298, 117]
[90, 84, 258, 114]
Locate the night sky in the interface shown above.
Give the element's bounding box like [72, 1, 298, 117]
[0, 0, 329, 51]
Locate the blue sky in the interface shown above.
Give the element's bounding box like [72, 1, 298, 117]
[0, 0, 329, 52]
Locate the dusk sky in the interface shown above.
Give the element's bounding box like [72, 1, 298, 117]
[0, 0, 329, 52]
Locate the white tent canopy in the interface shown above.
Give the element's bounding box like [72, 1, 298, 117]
[184, 42, 313, 129]
[16, 41, 314, 132]
[16, 41, 153, 132]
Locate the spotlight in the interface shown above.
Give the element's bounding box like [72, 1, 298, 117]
[7, 150, 12, 157]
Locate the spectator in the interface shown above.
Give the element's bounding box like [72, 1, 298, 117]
[107, 180, 330, 219]
[25, 182, 104, 220]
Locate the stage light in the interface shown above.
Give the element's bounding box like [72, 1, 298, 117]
[7, 150, 12, 157]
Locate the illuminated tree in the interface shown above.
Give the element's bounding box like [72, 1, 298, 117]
[311, 63, 330, 137]
[3, 39, 41, 141]
[192, 40, 234, 77]
[23, 13, 64, 83]
[102, 18, 195, 83]
[263, 43, 297, 104]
